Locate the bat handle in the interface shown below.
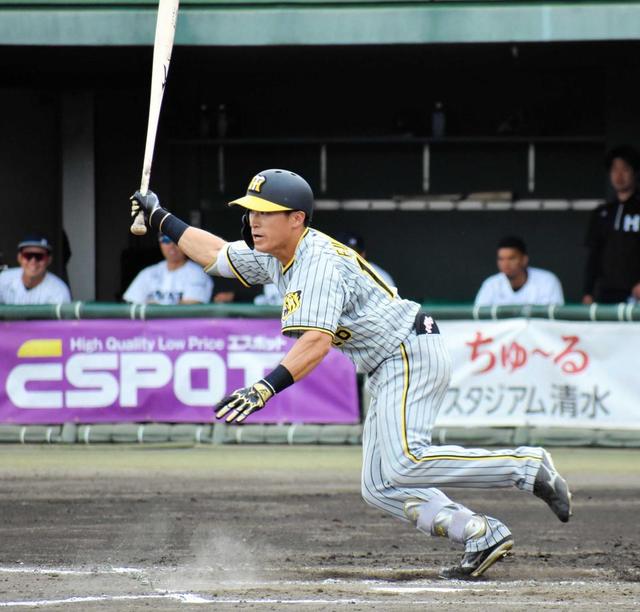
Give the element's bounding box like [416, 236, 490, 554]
[130, 210, 148, 236]
[130, 178, 150, 236]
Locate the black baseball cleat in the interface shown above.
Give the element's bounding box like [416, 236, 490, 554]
[440, 536, 514, 580]
[533, 450, 572, 522]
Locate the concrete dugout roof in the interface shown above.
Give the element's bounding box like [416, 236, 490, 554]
[1, 1, 640, 46]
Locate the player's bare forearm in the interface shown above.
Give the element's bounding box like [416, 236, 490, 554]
[177, 227, 227, 269]
[129, 191, 227, 267]
[281, 330, 333, 381]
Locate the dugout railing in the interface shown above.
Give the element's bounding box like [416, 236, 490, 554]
[1, 302, 640, 321]
[1, 302, 639, 447]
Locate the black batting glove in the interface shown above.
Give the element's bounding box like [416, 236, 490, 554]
[215, 381, 274, 424]
[130, 190, 162, 225]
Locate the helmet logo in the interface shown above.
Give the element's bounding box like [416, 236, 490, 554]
[248, 174, 266, 193]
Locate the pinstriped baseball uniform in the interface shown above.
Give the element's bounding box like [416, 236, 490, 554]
[209, 228, 545, 554]
[219, 228, 418, 372]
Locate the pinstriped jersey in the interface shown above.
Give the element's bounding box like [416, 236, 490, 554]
[222, 228, 419, 372]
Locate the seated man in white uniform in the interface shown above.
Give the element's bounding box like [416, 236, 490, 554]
[124, 233, 213, 305]
[0, 234, 71, 304]
[474, 236, 564, 306]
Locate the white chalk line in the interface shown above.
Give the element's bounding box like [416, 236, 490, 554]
[0, 566, 142, 576]
[0, 593, 210, 607]
[0, 566, 624, 591]
[0, 569, 637, 608]
[370, 586, 506, 594]
[1, 593, 638, 608]
[1, 565, 636, 608]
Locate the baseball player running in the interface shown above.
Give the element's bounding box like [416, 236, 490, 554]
[130, 169, 572, 579]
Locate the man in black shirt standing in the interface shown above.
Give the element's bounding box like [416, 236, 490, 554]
[583, 145, 640, 304]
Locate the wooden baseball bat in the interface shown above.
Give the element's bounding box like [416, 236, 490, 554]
[130, 0, 180, 236]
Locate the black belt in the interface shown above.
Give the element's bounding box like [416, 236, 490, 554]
[413, 309, 440, 335]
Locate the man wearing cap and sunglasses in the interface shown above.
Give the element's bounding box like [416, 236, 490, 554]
[130, 168, 572, 580]
[0, 234, 71, 305]
[123, 233, 213, 305]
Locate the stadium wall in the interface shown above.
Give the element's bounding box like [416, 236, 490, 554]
[1, 304, 639, 448]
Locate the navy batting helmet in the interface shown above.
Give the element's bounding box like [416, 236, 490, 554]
[229, 169, 314, 223]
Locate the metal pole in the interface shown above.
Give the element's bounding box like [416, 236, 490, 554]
[218, 144, 225, 193]
[320, 144, 327, 193]
[527, 143, 535, 193]
[422, 144, 430, 193]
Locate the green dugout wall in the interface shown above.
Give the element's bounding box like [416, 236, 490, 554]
[2, 1, 640, 46]
[1, 302, 639, 321]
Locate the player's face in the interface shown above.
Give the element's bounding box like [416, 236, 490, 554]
[497, 248, 528, 279]
[248, 211, 300, 253]
[609, 158, 636, 194]
[17, 248, 50, 281]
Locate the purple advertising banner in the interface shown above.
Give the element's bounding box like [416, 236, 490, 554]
[0, 319, 359, 425]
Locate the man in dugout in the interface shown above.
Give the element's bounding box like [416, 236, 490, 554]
[123, 232, 213, 305]
[583, 145, 640, 304]
[0, 234, 71, 305]
[474, 236, 564, 307]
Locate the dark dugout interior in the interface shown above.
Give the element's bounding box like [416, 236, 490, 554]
[1, 42, 638, 302]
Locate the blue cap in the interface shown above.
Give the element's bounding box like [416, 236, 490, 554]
[17, 234, 52, 253]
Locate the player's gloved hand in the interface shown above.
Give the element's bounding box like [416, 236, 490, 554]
[215, 381, 274, 423]
[130, 190, 162, 224]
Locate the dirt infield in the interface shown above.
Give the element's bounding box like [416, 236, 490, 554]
[0, 445, 639, 610]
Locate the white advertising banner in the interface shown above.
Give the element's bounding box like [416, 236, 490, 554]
[437, 319, 640, 429]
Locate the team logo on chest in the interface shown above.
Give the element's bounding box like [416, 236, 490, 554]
[282, 290, 302, 321]
[623, 214, 640, 232]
